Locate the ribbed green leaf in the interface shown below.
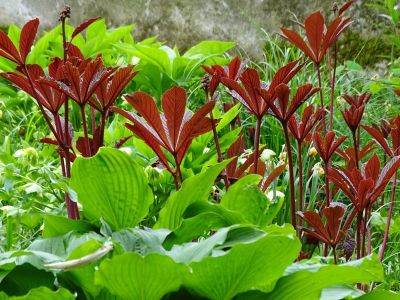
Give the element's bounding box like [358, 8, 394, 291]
[154, 160, 230, 230]
[357, 290, 400, 299]
[261, 254, 384, 300]
[221, 175, 280, 227]
[184, 226, 300, 300]
[71, 148, 153, 231]
[112, 227, 170, 254]
[8, 287, 74, 300]
[42, 215, 93, 238]
[95, 252, 187, 300]
[163, 201, 245, 247]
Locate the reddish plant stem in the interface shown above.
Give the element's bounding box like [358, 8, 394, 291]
[283, 123, 297, 230]
[173, 173, 179, 191]
[209, 111, 230, 189]
[297, 141, 303, 232]
[316, 64, 326, 136]
[381, 154, 387, 206]
[324, 243, 329, 257]
[253, 117, 262, 175]
[361, 207, 368, 258]
[99, 109, 108, 146]
[352, 131, 359, 170]
[205, 90, 230, 189]
[324, 164, 331, 207]
[326, 44, 337, 204]
[329, 43, 338, 132]
[61, 17, 67, 62]
[62, 16, 79, 219]
[177, 163, 183, 183]
[368, 212, 372, 255]
[172, 154, 183, 190]
[379, 174, 397, 261]
[332, 246, 337, 264]
[54, 114, 74, 218]
[80, 105, 91, 155]
[356, 212, 362, 259]
[91, 106, 96, 135]
[172, 156, 180, 190]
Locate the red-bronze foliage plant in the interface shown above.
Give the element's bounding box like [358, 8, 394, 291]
[112, 86, 215, 190]
[220, 59, 304, 175]
[312, 131, 346, 206]
[289, 105, 323, 226]
[298, 202, 348, 263]
[281, 4, 352, 133]
[267, 83, 319, 229]
[362, 117, 400, 261]
[0, 8, 136, 219]
[327, 154, 400, 258]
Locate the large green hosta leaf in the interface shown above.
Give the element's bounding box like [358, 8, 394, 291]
[112, 227, 170, 254]
[154, 160, 230, 230]
[163, 201, 245, 247]
[95, 252, 188, 300]
[184, 226, 300, 300]
[357, 290, 400, 299]
[42, 215, 94, 238]
[221, 174, 279, 227]
[239, 254, 384, 300]
[2, 287, 74, 300]
[71, 147, 153, 230]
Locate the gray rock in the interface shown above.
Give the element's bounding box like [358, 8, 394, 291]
[0, 0, 378, 58]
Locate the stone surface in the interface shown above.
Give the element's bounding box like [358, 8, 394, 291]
[0, 0, 378, 58]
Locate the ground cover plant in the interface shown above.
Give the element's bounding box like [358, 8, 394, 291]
[0, 1, 400, 299]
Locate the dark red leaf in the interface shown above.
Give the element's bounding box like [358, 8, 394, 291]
[0, 30, 21, 64]
[261, 164, 286, 191]
[323, 202, 346, 242]
[339, 1, 353, 16]
[71, 17, 101, 40]
[162, 85, 187, 149]
[234, 145, 266, 178]
[228, 56, 243, 80]
[66, 42, 85, 60]
[226, 134, 244, 178]
[221, 77, 253, 113]
[281, 28, 315, 61]
[268, 59, 304, 99]
[363, 154, 380, 182]
[304, 12, 324, 62]
[362, 125, 393, 157]
[287, 84, 318, 119]
[19, 18, 39, 63]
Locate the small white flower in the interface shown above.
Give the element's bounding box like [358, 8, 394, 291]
[131, 56, 140, 65]
[119, 147, 133, 156]
[266, 190, 285, 203]
[261, 149, 276, 161]
[14, 149, 25, 158]
[313, 162, 325, 176]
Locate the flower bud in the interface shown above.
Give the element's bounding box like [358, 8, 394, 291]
[308, 146, 317, 157]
